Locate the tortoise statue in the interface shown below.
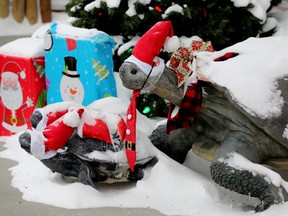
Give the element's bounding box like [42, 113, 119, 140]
[18, 98, 157, 188]
[118, 21, 288, 211]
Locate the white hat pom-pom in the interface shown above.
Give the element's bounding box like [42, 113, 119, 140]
[19, 70, 26, 79]
[63, 110, 81, 127]
[164, 36, 180, 53]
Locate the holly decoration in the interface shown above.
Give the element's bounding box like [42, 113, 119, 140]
[64, 65, 69, 72]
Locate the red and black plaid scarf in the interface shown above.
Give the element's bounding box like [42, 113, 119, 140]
[166, 82, 202, 134]
[166, 51, 238, 134]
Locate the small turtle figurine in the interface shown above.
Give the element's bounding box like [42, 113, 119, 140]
[118, 21, 288, 211]
[19, 98, 157, 188]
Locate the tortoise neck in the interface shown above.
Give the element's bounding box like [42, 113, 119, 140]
[150, 66, 185, 106]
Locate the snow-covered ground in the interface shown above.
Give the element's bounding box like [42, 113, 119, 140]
[1, 1, 288, 216]
[1, 68, 288, 216]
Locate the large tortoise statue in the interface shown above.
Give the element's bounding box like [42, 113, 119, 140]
[118, 21, 288, 211]
[18, 98, 157, 187]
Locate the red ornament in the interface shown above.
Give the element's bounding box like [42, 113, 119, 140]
[155, 6, 162, 13]
[203, 8, 207, 17]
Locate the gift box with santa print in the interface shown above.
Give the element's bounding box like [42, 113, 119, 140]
[44, 22, 117, 106]
[0, 37, 46, 136]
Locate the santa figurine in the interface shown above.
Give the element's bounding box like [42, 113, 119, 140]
[28, 107, 84, 159]
[0, 61, 34, 134]
[25, 104, 127, 160]
[123, 21, 180, 171]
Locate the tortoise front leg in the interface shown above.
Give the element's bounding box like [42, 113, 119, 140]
[150, 124, 196, 163]
[211, 159, 287, 211]
[210, 135, 288, 211]
[41, 152, 107, 188]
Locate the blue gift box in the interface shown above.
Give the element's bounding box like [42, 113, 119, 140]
[44, 22, 117, 106]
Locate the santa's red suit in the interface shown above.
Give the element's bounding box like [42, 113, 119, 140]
[30, 107, 85, 159]
[2, 102, 29, 133]
[28, 104, 127, 160]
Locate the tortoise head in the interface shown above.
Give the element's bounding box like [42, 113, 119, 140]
[119, 61, 156, 91]
[18, 110, 43, 154]
[119, 61, 185, 106]
[18, 131, 31, 154]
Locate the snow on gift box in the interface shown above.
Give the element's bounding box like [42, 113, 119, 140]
[44, 22, 117, 106]
[0, 37, 46, 136]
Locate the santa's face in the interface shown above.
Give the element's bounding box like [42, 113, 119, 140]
[0, 76, 23, 110]
[60, 76, 84, 104]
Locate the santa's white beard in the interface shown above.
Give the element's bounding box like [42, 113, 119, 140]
[1, 87, 23, 110]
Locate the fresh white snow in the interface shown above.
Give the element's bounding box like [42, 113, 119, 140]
[1, 73, 288, 216]
[196, 36, 288, 119]
[1, 1, 288, 216]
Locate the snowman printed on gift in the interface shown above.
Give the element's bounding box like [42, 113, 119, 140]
[0, 61, 34, 134]
[60, 56, 84, 104]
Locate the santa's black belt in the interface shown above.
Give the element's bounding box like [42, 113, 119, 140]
[125, 141, 136, 151]
[5, 116, 25, 124]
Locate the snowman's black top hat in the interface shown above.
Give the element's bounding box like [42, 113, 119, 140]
[62, 56, 80, 78]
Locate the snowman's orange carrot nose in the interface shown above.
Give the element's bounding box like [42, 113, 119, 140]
[70, 88, 77, 95]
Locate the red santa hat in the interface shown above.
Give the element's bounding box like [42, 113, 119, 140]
[125, 21, 180, 76]
[77, 110, 127, 144]
[32, 101, 81, 131]
[79, 118, 113, 144]
[1, 61, 26, 80]
[30, 107, 84, 159]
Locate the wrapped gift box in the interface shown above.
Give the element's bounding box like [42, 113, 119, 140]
[0, 38, 46, 136]
[44, 22, 117, 106]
